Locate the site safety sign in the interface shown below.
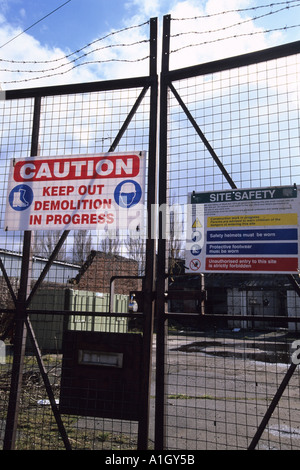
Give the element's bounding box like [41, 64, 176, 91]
[185, 185, 300, 274]
[4, 152, 146, 231]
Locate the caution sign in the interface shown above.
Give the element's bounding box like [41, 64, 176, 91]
[185, 186, 300, 274]
[4, 152, 146, 231]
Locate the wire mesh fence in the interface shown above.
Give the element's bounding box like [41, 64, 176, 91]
[158, 16, 300, 450]
[2, 13, 300, 451]
[0, 338, 142, 450]
[0, 74, 154, 449]
[164, 320, 300, 450]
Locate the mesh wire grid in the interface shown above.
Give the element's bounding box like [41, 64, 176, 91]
[0, 85, 151, 450]
[164, 51, 300, 449]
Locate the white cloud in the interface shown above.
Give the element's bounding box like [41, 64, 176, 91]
[167, 0, 283, 69]
[0, 6, 153, 88]
[0, 0, 292, 89]
[0, 22, 99, 88]
[125, 0, 163, 18]
[19, 7, 25, 19]
[206, 0, 251, 14]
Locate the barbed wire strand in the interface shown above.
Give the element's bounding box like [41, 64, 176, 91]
[171, 2, 300, 38]
[0, 40, 149, 74]
[171, 0, 300, 21]
[170, 23, 300, 54]
[3, 21, 300, 85]
[0, 21, 150, 65]
[1, 2, 300, 85]
[2, 55, 150, 85]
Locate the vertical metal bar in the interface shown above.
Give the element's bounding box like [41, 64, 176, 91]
[137, 16, 158, 450]
[3, 96, 41, 450]
[154, 14, 171, 451]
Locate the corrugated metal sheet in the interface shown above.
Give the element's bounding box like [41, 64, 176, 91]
[0, 249, 80, 284]
[29, 288, 129, 350]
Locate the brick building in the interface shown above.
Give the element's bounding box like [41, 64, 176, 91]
[70, 250, 141, 295]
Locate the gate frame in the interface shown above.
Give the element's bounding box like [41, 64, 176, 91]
[3, 13, 300, 450]
[155, 14, 300, 450]
[1, 17, 158, 450]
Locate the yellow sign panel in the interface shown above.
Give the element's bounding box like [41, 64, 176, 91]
[207, 213, 298, 228]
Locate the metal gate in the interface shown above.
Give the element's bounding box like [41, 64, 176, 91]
[155, 15, 300, 450]
[0, 18, 158, 450]
[1, 14, 300, 451]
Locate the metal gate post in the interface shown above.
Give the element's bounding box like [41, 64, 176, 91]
[154, 14, 171, 451]
[137, 17, 158, 450]
[3, 96, 41, 450]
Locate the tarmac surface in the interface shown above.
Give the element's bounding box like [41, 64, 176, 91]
[2, 327, 299, 450]
[78, 328, 300, 450]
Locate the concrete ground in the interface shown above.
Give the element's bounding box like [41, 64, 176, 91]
[77, 328, 300, 450]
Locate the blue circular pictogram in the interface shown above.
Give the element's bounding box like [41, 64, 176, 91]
[9, 184, 33, 212]
[191, 244, 201, 256]
[192, 230, 202, 243]
[114, 180, 142, 208]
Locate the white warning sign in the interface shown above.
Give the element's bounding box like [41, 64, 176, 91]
[185, 186, 300, 274]
[4, 152, 146, 231]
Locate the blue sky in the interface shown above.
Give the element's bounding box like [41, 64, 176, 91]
[0, 0, 135, 50]
[0, 0, 300, 88]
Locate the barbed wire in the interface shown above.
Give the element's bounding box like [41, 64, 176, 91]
[0, 21, 150, 65]
[170, 2, 300, 38]
[1, 2, 300, 85]
[170, 23, 300, 55]
[0, 20, 150, 85]
[0, 40, 149, 74]
[1, 55, 150, 85]
[171, 0, 300, 21]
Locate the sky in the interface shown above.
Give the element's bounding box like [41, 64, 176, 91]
[0, 0, 300, 89]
